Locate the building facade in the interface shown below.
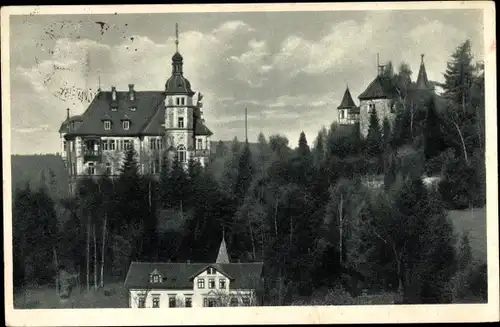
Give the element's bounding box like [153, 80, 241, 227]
[59, 26, 212, 194]
[124, 239, 264, 308]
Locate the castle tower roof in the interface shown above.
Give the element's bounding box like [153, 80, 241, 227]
[165, 23, 194, 96]
[338, 86, 357, 109]
[416, 54, 432, 90]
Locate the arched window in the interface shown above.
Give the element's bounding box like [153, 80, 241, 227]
[177, 145, 186, 163]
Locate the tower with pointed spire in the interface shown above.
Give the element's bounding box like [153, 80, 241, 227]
[216, 237, 230, 264]
[337, 85, 360, 125]
[416, 54, 433, 91]
[163, 23, 213, 168]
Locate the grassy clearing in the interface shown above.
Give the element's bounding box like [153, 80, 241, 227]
[448, 207, 487, 263]
[13, 282, 129, 309]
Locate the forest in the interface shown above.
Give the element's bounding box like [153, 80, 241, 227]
[12, 40, 487, 305]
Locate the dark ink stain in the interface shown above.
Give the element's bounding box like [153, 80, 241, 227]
[95, 21, 109, 35]
[130, 37, 134, 41]
[135, 49, 138, 52]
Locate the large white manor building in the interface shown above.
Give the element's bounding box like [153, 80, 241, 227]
[59, 24, 212, 193]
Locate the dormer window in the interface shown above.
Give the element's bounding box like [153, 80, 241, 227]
[123, 120, 130, 130]
[130, 106, 136, 112]
[111, 87, 117, 101]
[111, 106, 118, 112]
[368, 103, 376, 113]
[207, 267, 216, 275]
[104, 120, 111, 130]
[149, 271, 162, 284]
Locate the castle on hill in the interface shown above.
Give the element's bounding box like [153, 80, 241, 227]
[336, 54, 444, 138]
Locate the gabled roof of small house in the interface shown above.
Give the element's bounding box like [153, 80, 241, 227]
[338, 87, 357, 109]
[358, 76, 399, 100]
[124, 261, 264, 290]
[66, 90, 165, 137]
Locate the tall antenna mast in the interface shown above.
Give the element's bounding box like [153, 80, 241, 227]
[245, 107, 248, 143]
[175, 23, 179, 53]
[377, 53, 380, 75]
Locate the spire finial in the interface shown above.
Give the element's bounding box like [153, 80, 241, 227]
[66, 108, 70, 120]
[421, 53, 424, 63]
[175, 23, 179, 52]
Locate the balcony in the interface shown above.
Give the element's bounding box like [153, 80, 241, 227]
[193, 149, 210, 157]
[83, 149, 102, 162]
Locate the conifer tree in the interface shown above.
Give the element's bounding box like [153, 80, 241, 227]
[443, 40, 475, 107]
[234, 141, 254, 202]
[382, 117, 392, 150]
[366, 109, 383, 157]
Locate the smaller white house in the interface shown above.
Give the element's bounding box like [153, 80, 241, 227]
[124, 239, 264, 308]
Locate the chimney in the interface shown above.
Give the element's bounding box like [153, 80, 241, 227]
[128, 84, 135, 101]
[66, 108, 70, 120]
[111, 86, 117, 102]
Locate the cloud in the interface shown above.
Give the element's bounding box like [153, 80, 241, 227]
[12, 125, 50, 133]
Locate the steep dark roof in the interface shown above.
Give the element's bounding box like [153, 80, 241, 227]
[416, 54, 432, 90]
[195, 121, 213, 136]
[66, 91, 165, 137]
[358, 76, 399, 100]
[338, 87, 357, 109]
[59, 115, 83, 133]
[124, 262, 264, 290]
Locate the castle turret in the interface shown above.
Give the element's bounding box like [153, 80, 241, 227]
[337, 86, 359, 125]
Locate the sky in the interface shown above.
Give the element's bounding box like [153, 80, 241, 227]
[8, 8, 484, 155]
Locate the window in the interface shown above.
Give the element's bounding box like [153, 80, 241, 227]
[339, 110, 344, 119]
[368, 103, 376, 113]
[106, 162, 112, 175]
[102, 140, 109, 151]
[123, 120, 130, 130]
[197, 139, 203, 150]
[390, 102, 395, 113]
[185, 297, 192, 307]
[150, 160, 160, 174]
[124, 140, 132, 150]
[204, 298, 216, 307]
[242, 297, 251, 306]
[219, 279, 226, 289]
[178, 117, 184, 128]
[168, 296, 176, 308]
[197, 278, 205, 289]
[176, 97, 185, 106]
[109, 140, 116, 151]
[208, 279, 215, 289]
[118, 139, 124, 151]
[63, 140, 67, 151]
[207, 267, 216, 275]
[152, 297, 160, 308]
[87, 162, 95, 175]
[177, 145, 186, 163]
[150, 138, 162, 150]
[138, 297, 146, 308]
[230, 297, 239, 307]
[104, 120, 111, 130]
[130, 106, 136, 111]
[111, 106, 118, 112]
